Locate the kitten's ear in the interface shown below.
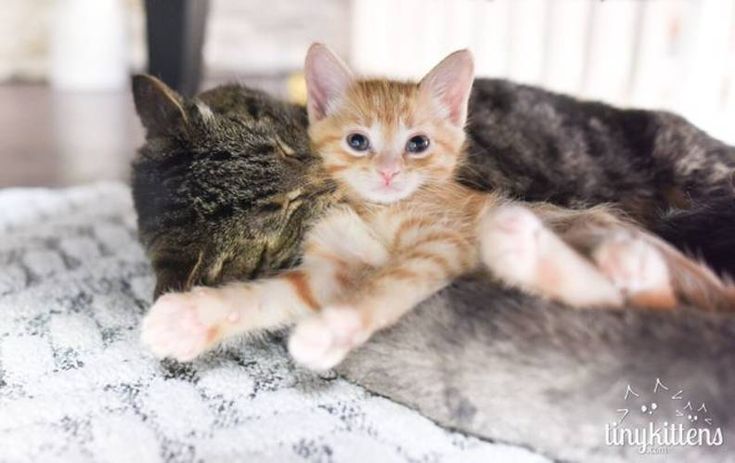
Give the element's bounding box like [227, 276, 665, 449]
[419, 49, 475, 127]
[304, 43, 354, 123]
[132, 74, 188, 137]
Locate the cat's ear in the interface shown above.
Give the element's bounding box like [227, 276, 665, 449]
[419, 49, 475, 127]
[304, 43, 354, 123]
[132, 74, 188, 137]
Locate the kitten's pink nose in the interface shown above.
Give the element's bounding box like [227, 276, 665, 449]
[379, 168, 400, 185]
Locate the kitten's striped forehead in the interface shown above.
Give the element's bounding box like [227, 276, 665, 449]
[343, 80, 422, 128]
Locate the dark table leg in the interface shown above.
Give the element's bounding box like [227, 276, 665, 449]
[144, 0, 210, 96]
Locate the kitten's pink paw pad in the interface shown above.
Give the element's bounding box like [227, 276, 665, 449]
[288, 307, 365, 371]
[481, 206, 544, 280]
[593, 235, 677, 309]
[322, 307, 369, 345]
[141, 288, 237, 361]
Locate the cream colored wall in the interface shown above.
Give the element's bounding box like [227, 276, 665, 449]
[0, 0, 56, 81]
[2, 0, 732, 144]
[0, 0, 348, 83]
[350, 0, 735, 144]
[0, 0, 146, 82]
[204, 0, 349, 77]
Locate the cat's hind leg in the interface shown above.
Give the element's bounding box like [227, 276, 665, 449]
[480, 205, 624, 308]
[561, 215, 735, 312]
[540, 204, 735, 311]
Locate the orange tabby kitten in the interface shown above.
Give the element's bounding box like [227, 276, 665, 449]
[141, 44, 733, 370]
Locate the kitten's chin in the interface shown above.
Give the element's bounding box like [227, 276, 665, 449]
[342, 173, 422, 204]
[347, 180, 419, 204]
[359, 187, 416, 204]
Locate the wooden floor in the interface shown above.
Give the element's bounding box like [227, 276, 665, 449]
[0, 76, 291, 189]
[0, 84, 144, 188]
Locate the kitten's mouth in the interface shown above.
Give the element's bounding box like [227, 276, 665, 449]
[373, 183, 401, 192]
[370, 183, 409, 199]
[344, 172, 419, 204]
[360, 181, 414, 204]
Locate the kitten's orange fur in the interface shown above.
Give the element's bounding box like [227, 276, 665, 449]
[141, 44, 734, 370]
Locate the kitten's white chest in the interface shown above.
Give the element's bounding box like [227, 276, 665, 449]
[307, 205, 391, 268]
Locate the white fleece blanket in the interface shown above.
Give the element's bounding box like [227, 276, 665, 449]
[0, 183, 548, 463]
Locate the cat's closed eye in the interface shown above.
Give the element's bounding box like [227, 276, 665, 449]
[275, 138, 295, 156]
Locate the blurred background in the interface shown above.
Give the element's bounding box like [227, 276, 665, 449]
[1, 0, 734, 187]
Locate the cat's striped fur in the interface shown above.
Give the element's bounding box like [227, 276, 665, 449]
[140, 45, 735, 370]
[131, 78, 735, 302]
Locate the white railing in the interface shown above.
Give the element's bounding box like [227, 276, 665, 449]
[350, 0, 735, 144]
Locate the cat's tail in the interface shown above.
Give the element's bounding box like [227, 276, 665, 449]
[644, 223, 735, 312]
[651, 194, 735, 277]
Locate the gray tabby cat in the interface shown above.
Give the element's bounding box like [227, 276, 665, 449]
[339, 277, 735, 462]
[131, 75, 735, 462]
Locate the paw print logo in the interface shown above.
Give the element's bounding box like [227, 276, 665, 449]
[641, 402, 658, 415]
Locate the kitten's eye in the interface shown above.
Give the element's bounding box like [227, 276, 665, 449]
[406, 135, 430, 155]
[346, 133, 370, 152]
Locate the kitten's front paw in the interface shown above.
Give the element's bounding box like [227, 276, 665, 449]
[141, 287, 243, 361]
[593, 234, 677, 309]
[288, 306, 367, 371]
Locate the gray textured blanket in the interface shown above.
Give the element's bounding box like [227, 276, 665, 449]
[0, 183, 547, 463]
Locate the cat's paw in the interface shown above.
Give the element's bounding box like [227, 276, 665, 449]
[141, 287, 243, 361]
[593, 234, 677, 309]
[288, 306, 368, 371]
[480, 205, 544, 283]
